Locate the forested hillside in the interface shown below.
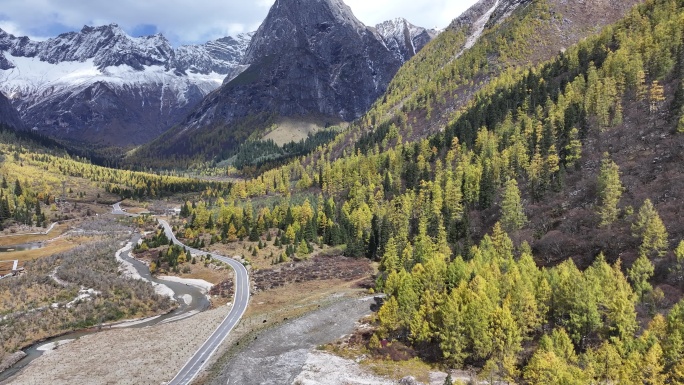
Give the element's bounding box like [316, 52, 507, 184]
[324, 0, 642, 160]
[174, 0, 684, 381]
[0, 124, 229, 231]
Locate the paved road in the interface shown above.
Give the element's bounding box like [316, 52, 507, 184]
[158, 219, 250, 385]
[111, 204, 250, 384]
[111, 202, 135, 216]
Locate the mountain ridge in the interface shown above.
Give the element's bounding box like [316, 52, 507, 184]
[326, 0, 645, 164]
[0, 24, 253, 146]
[374, 18, 440, 63]
[129, 0, 437, 168]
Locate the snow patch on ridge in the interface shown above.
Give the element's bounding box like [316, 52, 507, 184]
[1, 54, 224, 99]
[375, 18, 438, 62]
[458, 0, 501, 58]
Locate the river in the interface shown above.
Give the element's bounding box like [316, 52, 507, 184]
[0, 236, 211, 383]
[0, 241, 44, 253]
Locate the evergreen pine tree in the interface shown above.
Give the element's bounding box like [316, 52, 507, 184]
[564, 127, 582, 170]
[249, 224, 260, 242]
[597, 153, 623, 227]
[13, 180, 22, 197]
[479, 161, 496, 209]
[500, 179, 527, 232]
[628, 254, 654, 301]
[632, 199, 668, 258]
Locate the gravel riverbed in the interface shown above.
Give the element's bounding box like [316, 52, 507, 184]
[208, 295, 383, 385]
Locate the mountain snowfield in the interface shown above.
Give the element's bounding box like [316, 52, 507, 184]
[0, 25, 253, 146]
[1, 54, 226, 113]
[1, 54, 226, 100]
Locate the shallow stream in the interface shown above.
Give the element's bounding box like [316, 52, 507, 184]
[0, 241, 45, 253]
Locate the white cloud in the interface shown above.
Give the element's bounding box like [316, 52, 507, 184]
[0, 20, 51, 41]
[0, 0, 479, 45]
[345, 0, 476, 29]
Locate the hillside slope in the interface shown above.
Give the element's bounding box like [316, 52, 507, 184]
[329, 0, 643, 158]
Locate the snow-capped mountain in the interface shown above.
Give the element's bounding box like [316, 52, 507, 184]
[0, 24, 253, 146]
[173, 34, 253, 76]
[375, 18, 439, 62]
[135, 0, 436, 165]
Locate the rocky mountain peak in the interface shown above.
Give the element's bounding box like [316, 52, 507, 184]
[0, 23, 176, 69]
[271, 0, 362, 26]
[375, 17, 439, 62]
[204, 0, 406, 123]
[139, 0, 437, 164]
[175, 32, 254, 76]
[243, 0, 366, 64]
[80, 23, 124, 35]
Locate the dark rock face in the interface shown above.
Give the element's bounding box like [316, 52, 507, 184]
[0, 92, 24, 130]
[0, 52, 14, 70]
[153, 0, 433, 162]
[193, 0, 403, 125]
[0, 25, 252, 146]
[18, 81, 210, 146]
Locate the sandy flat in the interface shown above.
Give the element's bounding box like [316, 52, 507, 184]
[157, 276, 213, 292]
[293, 351, 395, 385]
[293, 351, 460, 385]
[8, 303, 233, 385]
[35, 340, 75, 353]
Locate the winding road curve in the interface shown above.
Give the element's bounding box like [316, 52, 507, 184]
[159, 219, 250, 385]
[112, 204, 250, 384]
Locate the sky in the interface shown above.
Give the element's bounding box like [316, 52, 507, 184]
[0, 0, 479, 47]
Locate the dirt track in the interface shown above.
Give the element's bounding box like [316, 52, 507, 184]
[207, 295, 381, 385]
